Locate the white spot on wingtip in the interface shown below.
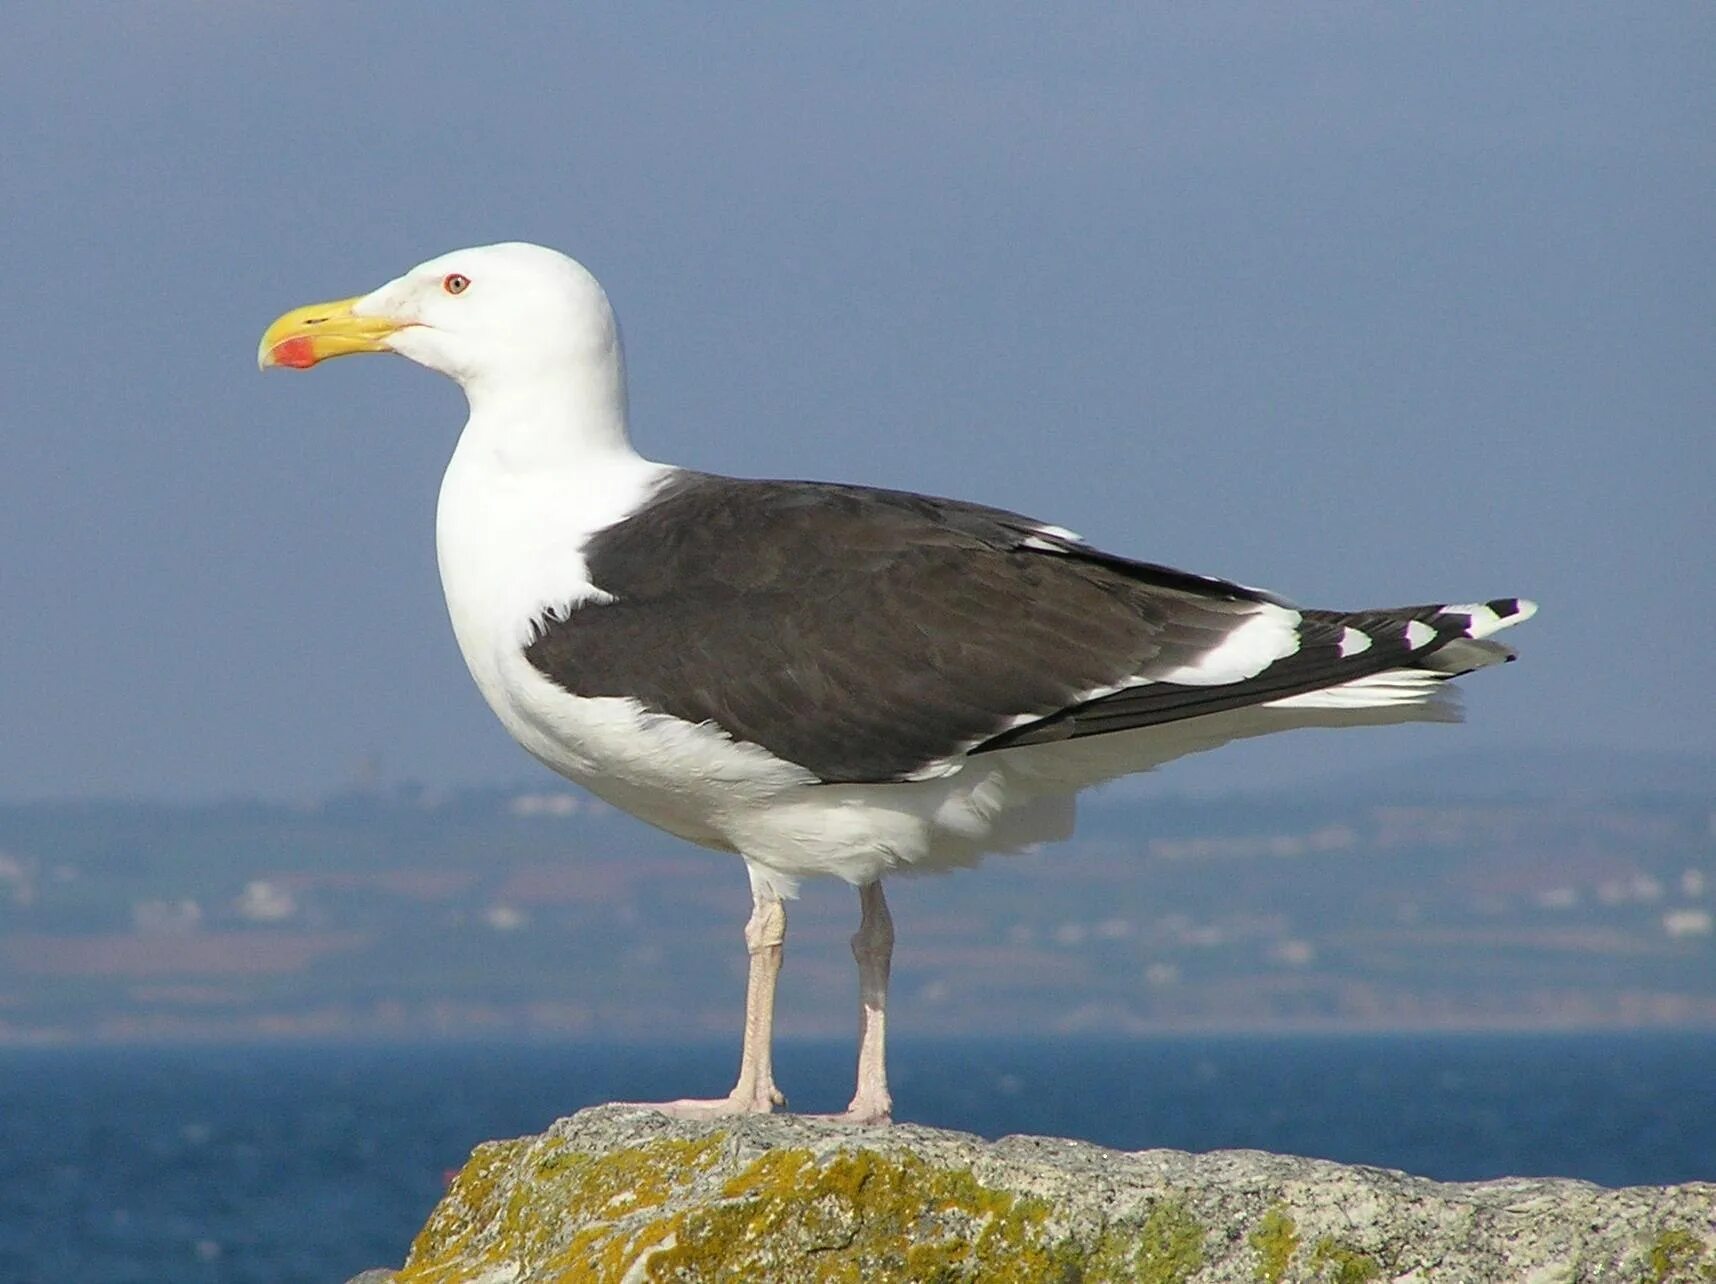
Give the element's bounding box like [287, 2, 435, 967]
[1338, 626, 1372, 657]
[1441, 599, 1535, 639]
[1404, 620, 1437, 649]
[1157, 605, 1303, 685]
[1440, 602, 1500, 635]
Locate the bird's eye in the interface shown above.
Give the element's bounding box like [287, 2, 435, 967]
[442, 273, 470, 295]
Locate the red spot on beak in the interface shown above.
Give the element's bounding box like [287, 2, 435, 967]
[270, 336, 319, 369]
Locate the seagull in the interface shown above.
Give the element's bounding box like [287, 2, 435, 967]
[260, 242, 1534, 1123]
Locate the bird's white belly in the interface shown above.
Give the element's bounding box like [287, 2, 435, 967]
[483, 647, 813, 852]
[453, 634, 1074, 888]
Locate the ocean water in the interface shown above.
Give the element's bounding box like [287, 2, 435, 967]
[2, 1034, 1712, 1284]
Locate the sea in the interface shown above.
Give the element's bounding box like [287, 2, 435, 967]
[3, 1033, 1712, 1284]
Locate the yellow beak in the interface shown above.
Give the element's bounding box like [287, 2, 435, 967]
[257, 295, 406, 370]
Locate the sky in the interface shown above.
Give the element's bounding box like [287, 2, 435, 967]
[1, 4, 1710, 802]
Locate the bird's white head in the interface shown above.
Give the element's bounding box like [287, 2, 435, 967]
[259, 242, 623, 394]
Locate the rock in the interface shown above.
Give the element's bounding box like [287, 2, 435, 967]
[378, 1106, 1714, 1283]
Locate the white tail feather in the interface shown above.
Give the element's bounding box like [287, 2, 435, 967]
[1265, 668, 1448, 710]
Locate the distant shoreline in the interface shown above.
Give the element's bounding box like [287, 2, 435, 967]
[6, 1019, 1716, 1052]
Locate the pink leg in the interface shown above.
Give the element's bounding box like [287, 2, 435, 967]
[621, 879, 787, 1117]
[831, 880, 895, 1124]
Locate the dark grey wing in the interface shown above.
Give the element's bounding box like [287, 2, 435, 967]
[522, 472, 1515, 783]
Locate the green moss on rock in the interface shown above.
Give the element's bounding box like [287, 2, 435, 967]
[1249, 1207, 1299, 1283]
[401, 1134, 1219, 1283]
[1131, 1202, 1208, 1283]
[401, 1137, 1089, 1283]
[653, 1145, 1071, 1282]
[1309, 1236, 1382, 1284]
[399, 1134, 727, 1283]
[1076, 1200, 1207, 1284]
[1647, 1227, 1715, 1283]
[377, 1109, 1716, 1284]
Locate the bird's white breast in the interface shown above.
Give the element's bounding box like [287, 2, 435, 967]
[434, 433, 813, 848]
[435, 431, 652, 684]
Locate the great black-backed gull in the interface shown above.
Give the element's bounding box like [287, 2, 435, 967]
[260, 242, 1535, 1123]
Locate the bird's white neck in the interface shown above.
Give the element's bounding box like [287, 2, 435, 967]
[436, 343, 672, 682]
[456, 351, 637, 475]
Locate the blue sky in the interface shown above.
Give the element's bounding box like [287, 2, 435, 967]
[2, 4, 1710, 801]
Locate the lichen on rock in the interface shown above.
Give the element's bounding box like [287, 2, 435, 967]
[353, 1105, 1715, 1284]
[1248, 1207, 1299, 1283]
